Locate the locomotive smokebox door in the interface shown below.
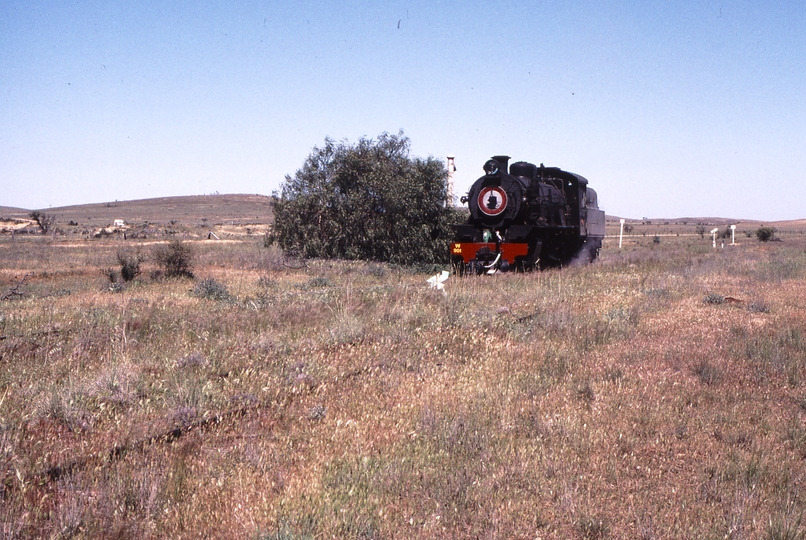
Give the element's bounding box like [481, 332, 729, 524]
[478, 186, 508, 216]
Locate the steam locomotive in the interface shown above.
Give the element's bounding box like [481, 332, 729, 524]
[451, 155, 605, 274]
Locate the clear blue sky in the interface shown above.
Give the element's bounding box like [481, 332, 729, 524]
[2, 1, 804, 220]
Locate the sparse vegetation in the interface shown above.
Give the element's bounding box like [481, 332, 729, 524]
[1, 211, 806, 538]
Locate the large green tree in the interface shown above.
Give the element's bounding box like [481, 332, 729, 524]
[271, 132, 461, 264]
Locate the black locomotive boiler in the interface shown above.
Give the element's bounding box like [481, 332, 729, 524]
[451, 155, 605, 273]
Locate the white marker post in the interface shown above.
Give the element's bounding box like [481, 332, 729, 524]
[446, 155, 456, 207]
[711, 228, 719, 248]
[730, 225, 736, 245]
[619, 219, 625, 249]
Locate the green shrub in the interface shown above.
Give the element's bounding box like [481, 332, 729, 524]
[757, 227, 777, 242]
[270, 131, 463, 264]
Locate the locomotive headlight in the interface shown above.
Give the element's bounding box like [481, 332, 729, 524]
[483, 159, 500, 176]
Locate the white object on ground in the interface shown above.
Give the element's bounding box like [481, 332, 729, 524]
[427, 270, 450, 291]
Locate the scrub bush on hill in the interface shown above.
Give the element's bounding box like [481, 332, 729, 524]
[193, 278, 232, 302]
[270, 131, 464, 265]
[757, 227, 777, 242]
[153, 240, 194, 278]
[29, 211, 56, 234]
[117, 250, 145, 282]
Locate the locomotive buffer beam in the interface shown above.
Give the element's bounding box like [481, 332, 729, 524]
[450, 242, 534, 271]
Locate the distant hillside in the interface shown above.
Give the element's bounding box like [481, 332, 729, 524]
[603, 215, 806, 236]
[606, 216, 785, 226]
[0, 206, 29, 217]
[17, 194, 273, 228]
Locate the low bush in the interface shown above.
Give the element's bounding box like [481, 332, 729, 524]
[757, 227, 777, 242]
[153, 240, 194, 278]
[117, 250, 145, 282]
[100, 267, 119, 284]
[193, 278, 232, 302]
[748, 301, 771, 313]
[703, 293, 725, 304]
[29, 210, 55, 233]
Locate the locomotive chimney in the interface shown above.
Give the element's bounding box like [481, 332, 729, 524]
[446, 155, 456, 207]
[492, 155, 510, 174]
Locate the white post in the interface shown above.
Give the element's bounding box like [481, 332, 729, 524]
[619, 219, 625, 249]
[711, 228, 719, 248]
[446, 155, 456, 207]
[730, 225, 736, 245]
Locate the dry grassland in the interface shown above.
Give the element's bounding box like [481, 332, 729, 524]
[2, 224, 806, 539]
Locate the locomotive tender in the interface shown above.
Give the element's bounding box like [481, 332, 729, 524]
[451, 155, 605, 273]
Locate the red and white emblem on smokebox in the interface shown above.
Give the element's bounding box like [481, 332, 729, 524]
[478, 186, 507, 216]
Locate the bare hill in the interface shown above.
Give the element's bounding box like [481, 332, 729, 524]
[28, 194, 272, 228]
[0, 206, 29, 218]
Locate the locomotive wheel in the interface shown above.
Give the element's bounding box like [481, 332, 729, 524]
[468, 260, 485, 275]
